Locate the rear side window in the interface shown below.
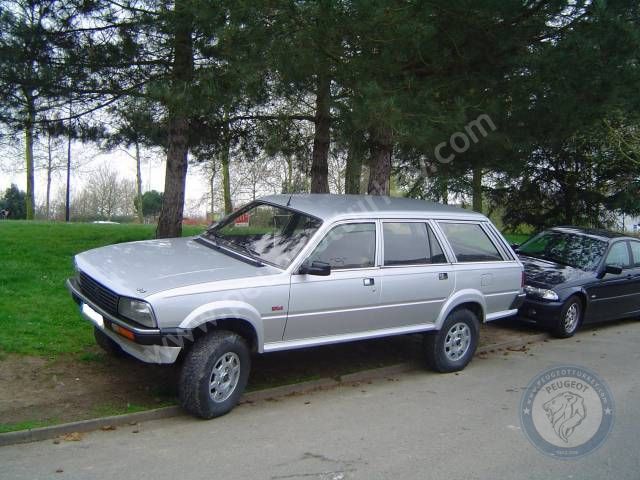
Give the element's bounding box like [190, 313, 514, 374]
[438, 222, 503, 262]
[309, 223, 376, 269]
[383, 222, 447, 266]
[605, 242, 631, 268]
[631, 241, 640, 267]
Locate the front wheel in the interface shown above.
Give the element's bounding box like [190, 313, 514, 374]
[551, 296, 582, 338]
[424, 308, 480, 373]
[179, 330, 250, 419]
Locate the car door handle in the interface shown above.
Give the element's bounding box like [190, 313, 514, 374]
[439, 273, 448, 280]
[363, 278, 375, 286]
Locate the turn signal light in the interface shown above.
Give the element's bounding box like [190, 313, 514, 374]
[111, 324, 135, 341]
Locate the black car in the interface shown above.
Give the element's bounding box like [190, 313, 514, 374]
[515, 226, 640, 338]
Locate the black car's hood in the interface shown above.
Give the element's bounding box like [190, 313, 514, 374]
[518, 255, 591, 288]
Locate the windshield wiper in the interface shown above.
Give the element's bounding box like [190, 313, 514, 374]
[214, 236, 265, 266]
[195, 236, 264, 267]
[232, 243, 264, 263]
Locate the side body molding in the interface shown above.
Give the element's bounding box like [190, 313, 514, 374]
[178, 301, 264, 351]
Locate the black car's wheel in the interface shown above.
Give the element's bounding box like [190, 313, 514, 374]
[94, 327, 127, 358]
[551, 296, 583, 338]
[179, 330, 250, 419]
[424, 308, 480, 373]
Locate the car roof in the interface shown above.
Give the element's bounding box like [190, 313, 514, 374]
[551, 226, 630, 241]
[261, 194, 486, 222]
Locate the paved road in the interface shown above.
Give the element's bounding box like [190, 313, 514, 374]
[2, 321, 639, 480]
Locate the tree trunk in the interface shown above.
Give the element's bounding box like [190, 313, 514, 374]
[221, 125, 232, 214]
[156, 0, 193, 238]
[135, 141, 143, 224]
[472, 165, 483, 213]
[310, 72, 331, 193]
[344, 136, 364, 194]
[157, 117, 189, 237]
[286, 156, 293, 193]
[367, 127, 392, 195]
[65, 98, 72, 222]
[45, 133, 53, 219]
[209, 169, 215, 221]
[24, 98, 35, 220]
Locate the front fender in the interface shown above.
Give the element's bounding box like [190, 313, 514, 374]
[435, 289, 486, 329]
[178, 300, 264, 350]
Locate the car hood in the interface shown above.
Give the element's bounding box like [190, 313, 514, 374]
[74, 236, 280, 297]
[518, 254, 590, 288]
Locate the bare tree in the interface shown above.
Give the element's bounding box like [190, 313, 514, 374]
[89, 165, 119, 219]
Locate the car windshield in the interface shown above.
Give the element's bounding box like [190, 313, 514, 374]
[202, 202, 322, 269]
[518, 230, 607, 271]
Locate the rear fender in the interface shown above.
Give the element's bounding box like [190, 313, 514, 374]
[435, 289, 486, 329]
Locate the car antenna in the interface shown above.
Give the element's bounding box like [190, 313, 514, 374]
[286, 193, 293, 207]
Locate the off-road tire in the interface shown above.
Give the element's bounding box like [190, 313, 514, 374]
[424, 308, 480, 373]
[179, 330, 250, 419]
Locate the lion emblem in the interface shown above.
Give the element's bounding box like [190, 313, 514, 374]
[542, 392, 587, 443]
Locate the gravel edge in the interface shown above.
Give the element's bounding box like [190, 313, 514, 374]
[0, 332, 548, 447]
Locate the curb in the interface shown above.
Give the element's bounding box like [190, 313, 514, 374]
[0, 331, 548, 447]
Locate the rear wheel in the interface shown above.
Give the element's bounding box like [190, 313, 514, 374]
[424, 308, 480, 373]
[551, 296, 582, 338]
[179, 330, 250, 419]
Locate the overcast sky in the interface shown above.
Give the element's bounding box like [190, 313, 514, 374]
[1, 141, 211, 217]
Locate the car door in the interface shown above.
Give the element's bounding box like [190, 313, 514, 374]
[377, 221, 454, 328]
[586, 241, 634, 321]
[627, 240, 640, 316]
[284, 221, 381, 340]
[437, 221, 522, 317]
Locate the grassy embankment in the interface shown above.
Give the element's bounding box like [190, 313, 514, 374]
[0, 222, 205, 357]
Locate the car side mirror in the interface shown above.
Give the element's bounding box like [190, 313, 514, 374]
[299, 260, 331, 276]
[510, 243, 520, 252]
[598, 264, 623, 279]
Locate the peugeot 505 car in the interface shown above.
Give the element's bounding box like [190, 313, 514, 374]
[67, 194, 525, 418]
[515, 226, 640, 337]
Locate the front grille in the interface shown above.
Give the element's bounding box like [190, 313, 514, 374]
[78, 271, 119, 316]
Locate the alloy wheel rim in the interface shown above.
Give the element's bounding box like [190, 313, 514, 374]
[209, 352, 241, 403]
[444, 322, 472, 361]
[564, 303, 580, 333]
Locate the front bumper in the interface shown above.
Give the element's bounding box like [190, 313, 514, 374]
[518, 296, 564, 325]
[66, 278, 189, 364]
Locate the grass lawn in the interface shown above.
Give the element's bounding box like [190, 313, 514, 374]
[0, 222, 205, 356]
[0, 221, 527, 357]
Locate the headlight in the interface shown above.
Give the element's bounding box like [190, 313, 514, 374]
[524, 285, 559, 301]
[118, 298, 156, 328]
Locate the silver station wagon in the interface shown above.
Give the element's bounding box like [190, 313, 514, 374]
[67, 194, 525, 418]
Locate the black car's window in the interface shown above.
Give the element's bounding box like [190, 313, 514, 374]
[308, 223, 376, 269]
[518, 230, 607, 271]
[605, 242, 631, 269]
[630, 241, 640, 267]
[438, 222, 503, 262]
[204, 203, 321, 268]
[383, 223, 447, 266]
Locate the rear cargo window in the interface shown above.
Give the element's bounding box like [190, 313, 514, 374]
[438, 222, 503, 263]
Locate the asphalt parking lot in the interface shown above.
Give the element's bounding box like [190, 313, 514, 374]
[1, 319, 638, 480]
